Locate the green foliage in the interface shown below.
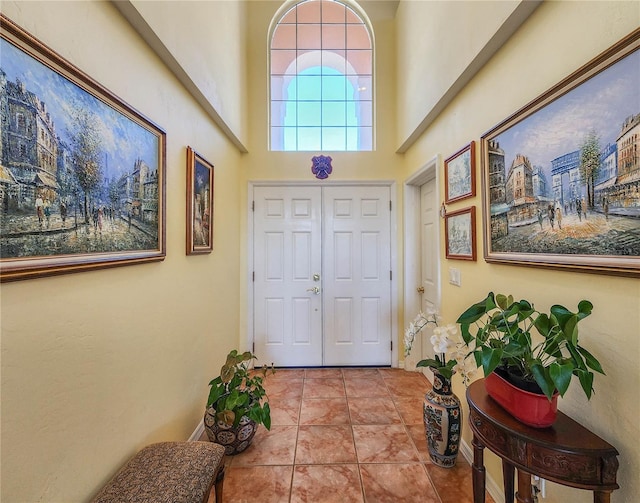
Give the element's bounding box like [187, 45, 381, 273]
[206, 350, 275, 429]
[457, 292, 604, 401]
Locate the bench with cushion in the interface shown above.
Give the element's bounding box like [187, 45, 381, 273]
[91, 441, 225, 503]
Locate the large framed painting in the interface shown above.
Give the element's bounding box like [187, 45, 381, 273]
[482, 28, 640, 277]
[445, 141, 476, 204]
[0, 15, 166, 282]
[186, 147, 214, 255]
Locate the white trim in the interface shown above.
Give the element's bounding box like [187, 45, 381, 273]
[459, 438, 505, 503]
[188, 419, 205, 442]
[402, 155, 441, 376]
[247, 180, 398, 367]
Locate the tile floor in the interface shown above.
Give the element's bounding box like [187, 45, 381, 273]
[205, 367, 496, 503]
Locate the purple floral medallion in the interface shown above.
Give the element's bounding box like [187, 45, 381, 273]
[311, 155, 333, 179]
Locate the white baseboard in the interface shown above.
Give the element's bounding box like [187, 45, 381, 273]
[459, 438, 505, 503]
[189, 419, 205, 442]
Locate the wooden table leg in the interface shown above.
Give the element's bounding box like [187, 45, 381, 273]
[471, 434, 486, 503]
[593, 491, 611, 503]
[502, 460, 515, 503]
[515, 470, 535, 503]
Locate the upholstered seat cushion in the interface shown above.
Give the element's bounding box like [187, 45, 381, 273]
[91, 441, 225, 503]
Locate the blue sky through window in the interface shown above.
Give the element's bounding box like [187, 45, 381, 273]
[284, 66, 358, 151]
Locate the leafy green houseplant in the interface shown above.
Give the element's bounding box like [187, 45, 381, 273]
[204, 350, 275, 454]
[457, 292, 605, 401]
[206, 350, 275, 428]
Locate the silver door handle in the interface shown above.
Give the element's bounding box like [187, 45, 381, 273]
[306, 286, 320, 295]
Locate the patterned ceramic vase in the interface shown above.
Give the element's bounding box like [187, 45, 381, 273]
[204, 408, 258, 455]
[423, 369, 461, 468]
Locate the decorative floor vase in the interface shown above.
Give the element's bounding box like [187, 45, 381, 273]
[423, 369, 461, 468]
[484, 371, 558, 428]
[204, 409, 258, 455]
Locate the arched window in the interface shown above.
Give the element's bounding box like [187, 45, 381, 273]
[270, 0, 373, 151]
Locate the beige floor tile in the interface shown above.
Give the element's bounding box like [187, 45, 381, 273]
[290, 465, 364, 503]
[302, 378, 346, 398]
[299, 397, 350, 425]
[347, 396, 402, 425]
[231, 425, 298, 466]
[295, 425, 357, 464]
[344, 377, 390, 398]
[360, 463, 440, 503]
[223, 465, 293, 503]
[352, 424, 420, 463]
[305, 368, 343, 379]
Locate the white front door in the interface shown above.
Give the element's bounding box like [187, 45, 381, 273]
[323, 186, 392, 366]
[252, 184, 392, 367]
[253, 186, 323, 366]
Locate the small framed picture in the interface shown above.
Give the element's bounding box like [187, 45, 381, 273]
[186, 147, 214, 255]
[445, 141, 476, 204]
[445, 206, 476, 261]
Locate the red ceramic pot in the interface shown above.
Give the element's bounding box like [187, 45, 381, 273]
[484, 371, 558, 428]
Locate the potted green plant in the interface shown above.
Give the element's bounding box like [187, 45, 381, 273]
[457, 292, 605, 427]
[204, 350, 275, 455]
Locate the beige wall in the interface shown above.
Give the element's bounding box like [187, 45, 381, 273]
[397, 1, 640, 502]
[125, 0, 249, 149]
[0, 1, 245, 501]
[395, 0, 535, 150]
[2, 1, 639, 502]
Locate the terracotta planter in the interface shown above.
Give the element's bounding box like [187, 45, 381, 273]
[484, 371, 558, 428]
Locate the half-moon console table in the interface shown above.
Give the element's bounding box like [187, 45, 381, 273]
[466, 379, 619, 503]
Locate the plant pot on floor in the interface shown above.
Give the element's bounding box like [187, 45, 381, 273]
[484, 370, 559, 428]
[204, 408, 258, 455]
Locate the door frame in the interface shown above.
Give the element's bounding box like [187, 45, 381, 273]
[403, 155, 442, 376]
[246, 180, 399, 367]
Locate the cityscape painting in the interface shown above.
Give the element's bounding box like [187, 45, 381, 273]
[482, 29, 640, 276]
[186, 147, 214, 255]
[0, 16, 166, 281]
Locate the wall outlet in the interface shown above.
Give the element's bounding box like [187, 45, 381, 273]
[448, 267, 461, 287]
[532, 475, 546, 498]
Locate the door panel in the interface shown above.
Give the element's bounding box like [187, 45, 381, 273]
[420, 179, 439, 362]
[253, 186, 323, 366]
[323, 186, 391, 366]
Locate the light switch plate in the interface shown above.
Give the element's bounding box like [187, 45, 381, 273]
[449, 267, 461, 287]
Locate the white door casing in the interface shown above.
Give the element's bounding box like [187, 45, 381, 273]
[403, 156, 441, 373]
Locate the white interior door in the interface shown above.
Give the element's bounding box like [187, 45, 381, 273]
[253, 186, 323, 366]
[323, 186, 391, 366]
[253, 184, 392, 367]
[419, 179, 439, 362]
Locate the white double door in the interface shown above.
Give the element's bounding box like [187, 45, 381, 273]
[253, 185, 392, 367]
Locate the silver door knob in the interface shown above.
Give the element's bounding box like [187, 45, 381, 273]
[306, 286, 320, 294]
